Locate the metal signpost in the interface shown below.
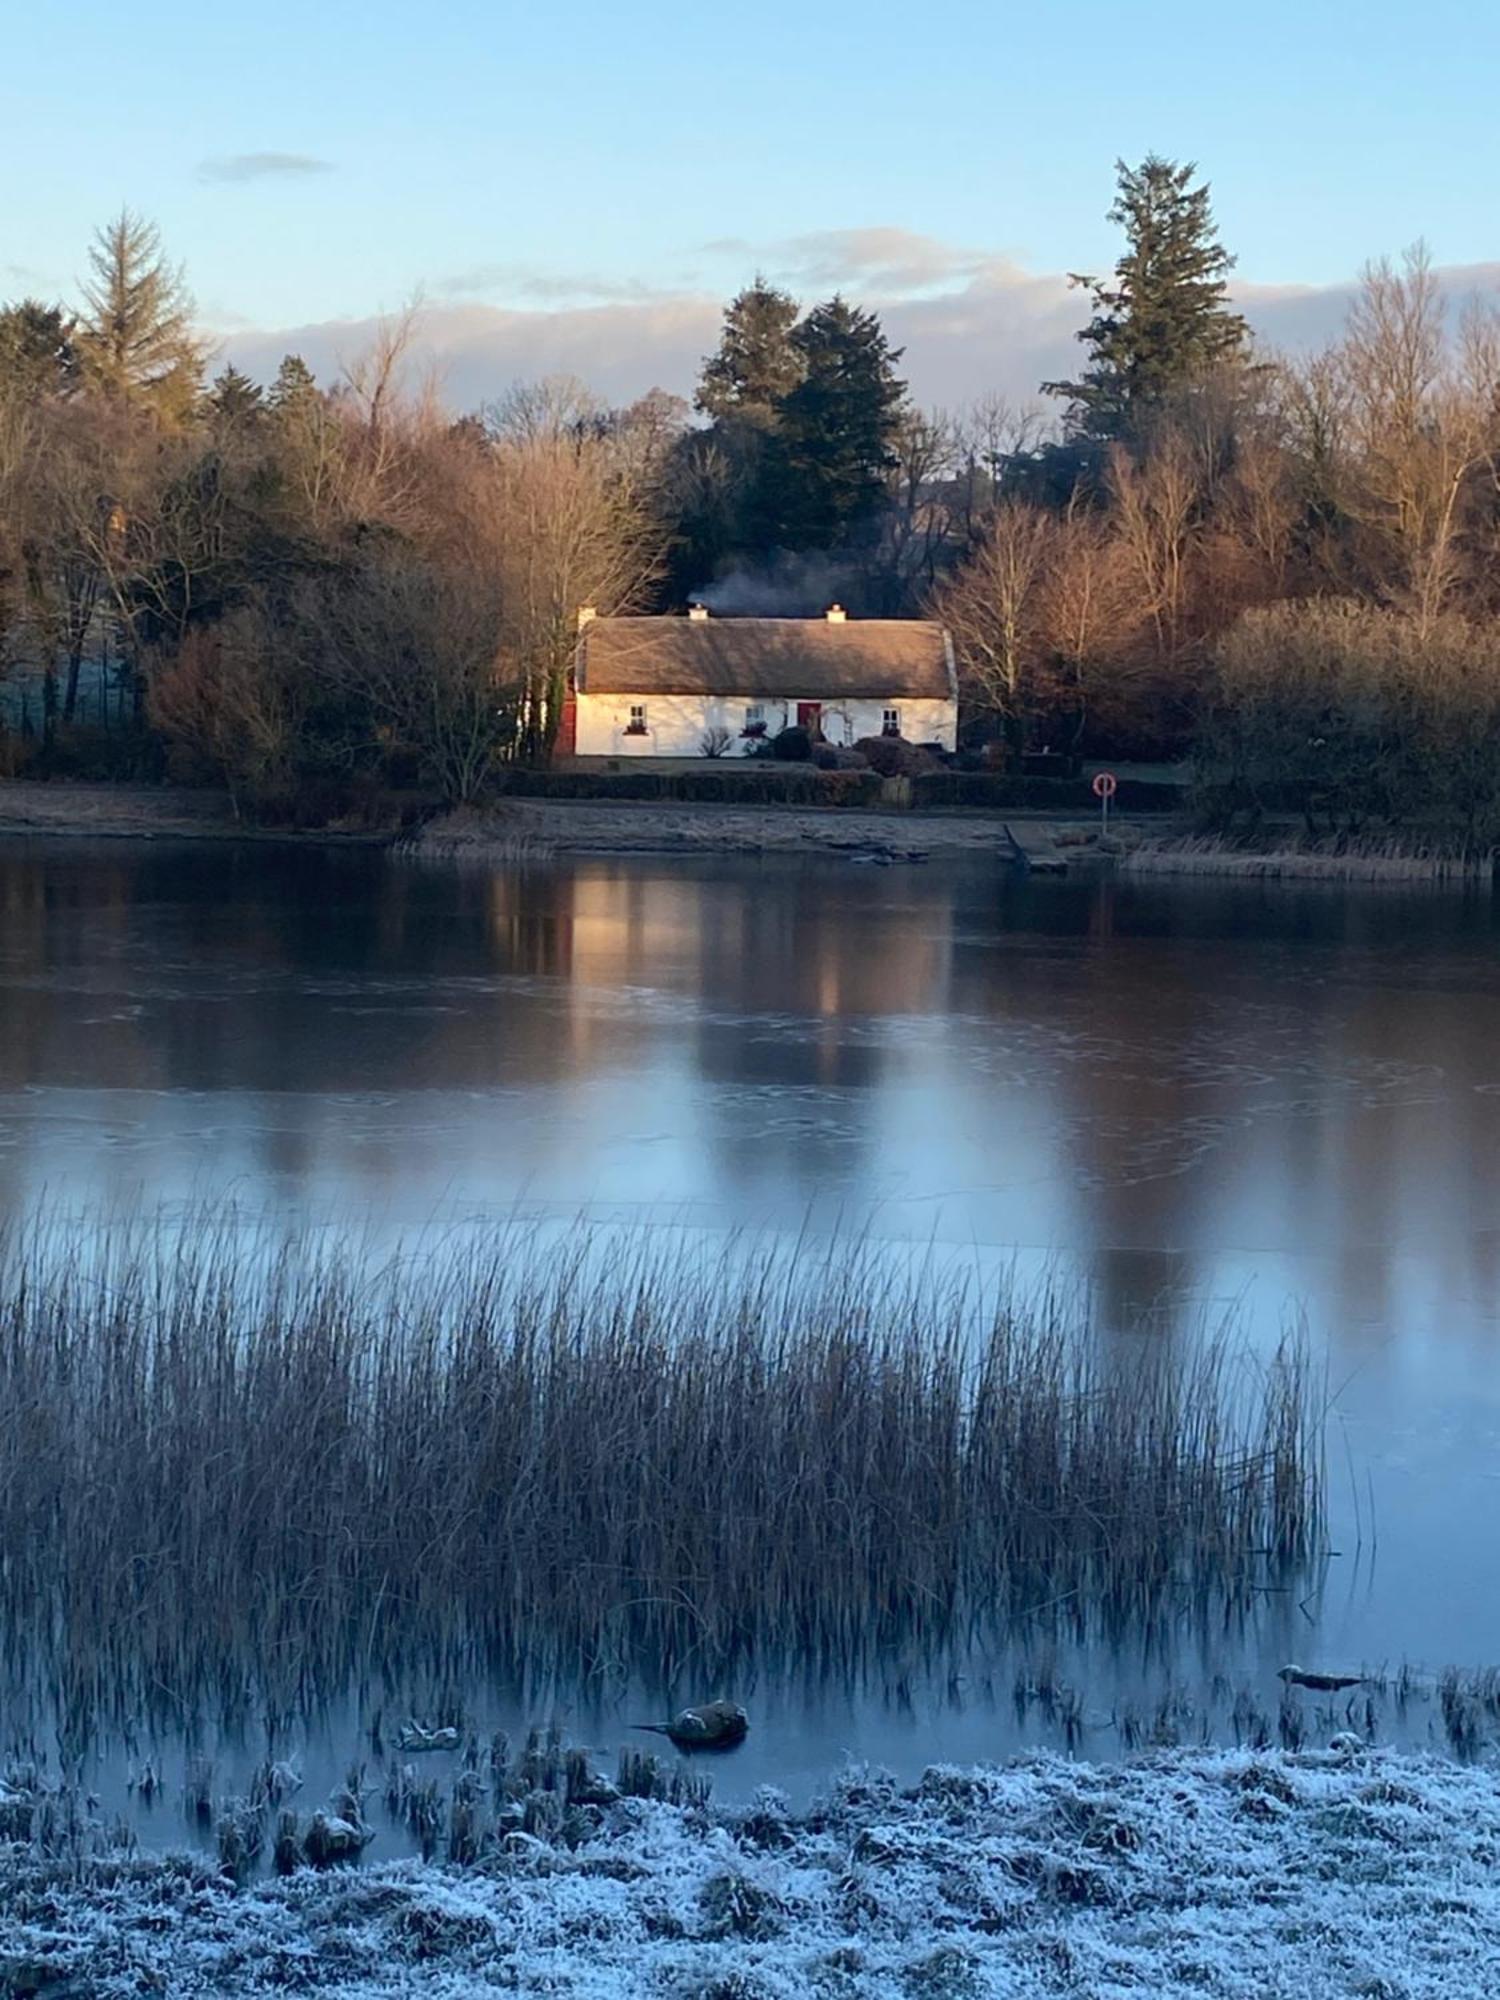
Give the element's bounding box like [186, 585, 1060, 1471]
[1092, 769, 1118, 837]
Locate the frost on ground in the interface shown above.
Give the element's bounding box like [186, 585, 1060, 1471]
[3, 1747, 1499, 1998]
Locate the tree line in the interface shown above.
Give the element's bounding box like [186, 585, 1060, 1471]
[4, 166, 1500, 839]
[0, 220, 664, 811]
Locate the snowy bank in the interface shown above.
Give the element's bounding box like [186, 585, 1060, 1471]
[4, 1747, 1499, 1997]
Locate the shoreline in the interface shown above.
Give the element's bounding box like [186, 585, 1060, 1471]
[410, 797, 1109, 861]
[2, 1745, 1494, 1996]
[0, 783, 1489, 885]
[0, 781, 1118, 864]
[0, 781, 389, 846]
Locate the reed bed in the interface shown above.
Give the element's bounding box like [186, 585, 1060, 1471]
[1120, 833, 1486, 883]
[0, 1213, 1321, 1718]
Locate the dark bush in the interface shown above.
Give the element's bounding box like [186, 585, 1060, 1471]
[855, 735, 940, 778]
[243, 775, 425, 830]
[770, 725, 812, 762]
[855, 735, 905, 778]
[23, 725, 168, 784]
[492, 767, 882, 808]
[1199, 602, 1500, 849]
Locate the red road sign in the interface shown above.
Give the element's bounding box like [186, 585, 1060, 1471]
[1092, 771, 1118, 800]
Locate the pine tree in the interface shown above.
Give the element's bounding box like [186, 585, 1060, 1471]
[0, 300, 78, 400]
[1045, 156, 1248, 441]
[267, 353, 319, 414]
[208, 363, 264, 429]
[695, 278, 802, 428]
[768, 297, 907, 549]
[76, 210, 205, 421]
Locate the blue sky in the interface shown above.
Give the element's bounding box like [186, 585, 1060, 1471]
[7, 1, 1498, 406]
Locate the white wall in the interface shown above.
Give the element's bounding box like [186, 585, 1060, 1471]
[574, 693, 957, 758]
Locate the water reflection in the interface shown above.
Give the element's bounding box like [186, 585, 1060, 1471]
[1, 838, 1499, 1684]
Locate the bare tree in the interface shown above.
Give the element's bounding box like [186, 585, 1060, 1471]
[1335, 244, 1500, 627]
[1106, 427, 1199, 665]
[952, 394, 1046, 538]
[932, 498, 1054, 731]
[334, 305, 438, 530]
[487, 399, 665, 758]
[148, 612, 302, 811]
[1033, 498, 1144, 742]
[296, 551, 516, 805]
[868, 408, 961, 611]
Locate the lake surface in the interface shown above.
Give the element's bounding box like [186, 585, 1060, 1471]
[2, 834, 1499, 1825]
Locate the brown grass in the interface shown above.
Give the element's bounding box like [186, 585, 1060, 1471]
[0, 1214, 1321, 1718]
[1121, 834, 1484, 883]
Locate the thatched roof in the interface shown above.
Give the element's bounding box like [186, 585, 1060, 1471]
[576, 616, 955, 701]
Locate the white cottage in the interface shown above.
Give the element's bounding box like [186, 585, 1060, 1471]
[564, 605, 958, 758]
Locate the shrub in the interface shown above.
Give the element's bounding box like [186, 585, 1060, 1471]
[770, 725, 812, 762]
[855, 734, 939, 778]
[492, 766, 882, 808]
[1198, 601, 1500, 851]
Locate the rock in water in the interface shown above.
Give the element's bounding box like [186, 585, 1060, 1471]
[303, 1811, 375, 1865]
[634, 1699, 749, 1750]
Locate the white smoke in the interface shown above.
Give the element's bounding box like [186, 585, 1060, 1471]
[693, 552, 861, 618]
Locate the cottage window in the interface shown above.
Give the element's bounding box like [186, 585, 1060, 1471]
[882, 706, 901, 738]
[745, 703, 764, 729]
[625, 704, 648, 736]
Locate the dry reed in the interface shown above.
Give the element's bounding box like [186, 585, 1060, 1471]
[0, 1212, 1321, 1721]
[1121, 834, 1484, 883]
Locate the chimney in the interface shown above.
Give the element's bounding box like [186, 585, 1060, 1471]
[576, 605, 597, 633]
[825, 604, 847, 623]
[688, 603, 710, 621]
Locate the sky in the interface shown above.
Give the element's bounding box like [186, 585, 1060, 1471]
[6, 0, 1500, 410]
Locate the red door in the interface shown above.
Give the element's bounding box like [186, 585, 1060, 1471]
[796, 702, 822, 735]
[557, 670, 578, 756]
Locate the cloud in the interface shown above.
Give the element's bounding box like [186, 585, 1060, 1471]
[220, 238, 1500, 418]
[435, 265, 679, 306]
[224, 298, 724, 410]
[775, 227, 991, 297]
[198, 152, 333, 184]
[698, 226, 992, 300]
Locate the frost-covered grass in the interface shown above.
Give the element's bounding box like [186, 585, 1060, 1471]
[0, 1213, 1319, 1712]
[3, 1746, 1498, 1998]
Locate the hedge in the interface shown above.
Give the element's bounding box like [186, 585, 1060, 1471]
[910, 773, 1183, 812]
[489, 767, 1183, 813]
[494, 767, 884, 808]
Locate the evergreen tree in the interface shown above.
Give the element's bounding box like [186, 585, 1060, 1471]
[268, 352, 319, 414]
[0, 300, 78, 400]
[1045, 156, 1248, 441]
[695, 278, 802, 428]
[207, 363, 264, 429]
[76, 209, 205, 421]
[768, 297, 906, 549]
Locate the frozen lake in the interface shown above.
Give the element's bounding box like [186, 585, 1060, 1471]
[1, 834, 1498, 1826]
